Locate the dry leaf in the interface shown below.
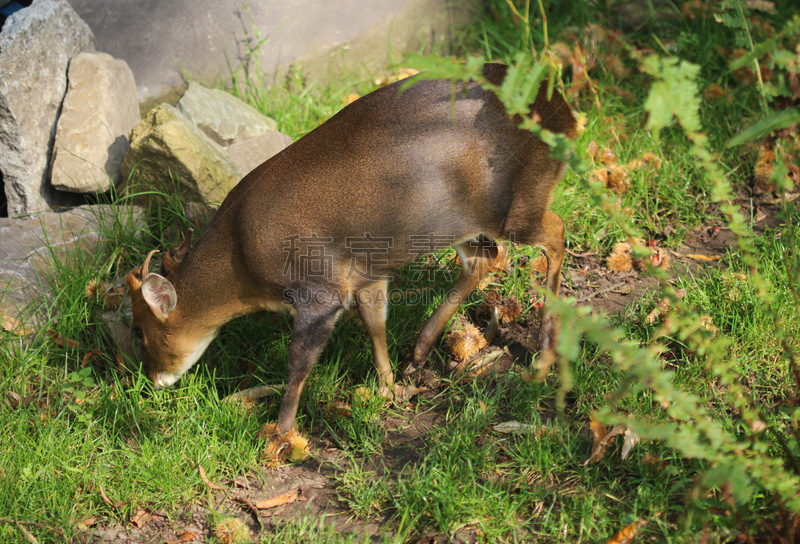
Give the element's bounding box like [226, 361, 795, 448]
[323, 400, 352, 418]
[47, 330, 82, 348]
[672, 252, 721, 262]
[177, 530, 198, 542]
[2, 313, 34, 335]
[750, 419, 767, 434]
[645, 289, 687, 324]
[5, 391, 21, 409]
[621, 428, 639, 462]
[199, 464, 224, 491]
[747, 0, 776, 13]
[626, 152, 662, 172]
[703, 83, 727, 100]
[529, 255, 548, 274]
[76, 516, 98, 531]
[587, 140, 598, 159]
[493, 421, 538, 434]
[131, 509, 151, 528]
[600, 147, 618, 165]
[345, 93, 360, 105]
[81, 349, 102, 367]
[255, 488, 299, 509]
[589, 165, 630, 194]
[14, 522, 39, 544]
[457, 348, 506, 383]
[498, 298, 523, 324]
[582, 418, 627, 466]
[699, 314, 719, 336]
[214, 518, 249, 544]
[606, 519, 648, 544]
[99, 483, 125, 508]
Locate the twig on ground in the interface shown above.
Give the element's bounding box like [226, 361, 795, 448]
[223, 384, 284, 403]
[232, 497, 263, 531]
[573, 281, 629, 303]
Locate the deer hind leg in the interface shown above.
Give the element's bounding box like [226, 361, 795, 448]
[355, 278, 395, 396]
[404, 235, 502, 376]
[277, 296, 343, 434]
[519, 210, 564, 353]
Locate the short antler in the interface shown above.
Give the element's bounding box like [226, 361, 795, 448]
[162, 228, 194, 278]
[141, 249, 159, 278]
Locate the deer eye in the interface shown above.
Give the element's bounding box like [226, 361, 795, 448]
[133, 327, 143, 340]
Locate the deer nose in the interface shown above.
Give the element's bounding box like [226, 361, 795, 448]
[148, 370, 164, 388]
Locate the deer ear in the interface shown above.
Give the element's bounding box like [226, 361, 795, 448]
[141, 273, 177, 321]
[161, 228, 194, 277]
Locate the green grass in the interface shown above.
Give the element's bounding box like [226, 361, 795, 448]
[2, 0, 800, 542]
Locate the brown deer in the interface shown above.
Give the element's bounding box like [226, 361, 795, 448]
[126, 63, 577, 437]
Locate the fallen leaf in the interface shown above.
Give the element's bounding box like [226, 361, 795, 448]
[459, 348, 506, 383]
[76, 516, 97, 531]
[600, 147, 618, 165]
[1, 314, 34, 335]
[493, 421, 538, 434]
[323, 400, 352, 418]
[199, 465, 225, 491]
[47, 330, 82, 348]
[620, 428, 639, 462]
[255, 488, 299, 509]
[177, 530, 198, 542]
[606, 519, 648, 544]
[14, 522, 39, 544]
[345, 93, 360, 105]
[704, 83, 724, 99]
[671, 253, 721, 262]
[81, 350, 103, 368]
[626, 152, 662, 172]
[644, 289, 687, 324]
[747, 0, 776, 13]
[582, 419, 626, 466]
[5, 391, 21, 409]
[131, 509, 151, 528]
[99, 483, 125, 508]
[587, 140, 598, 159]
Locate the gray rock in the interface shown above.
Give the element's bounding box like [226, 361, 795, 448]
[225, 131, 292, 179]
[0, 0, 95, 217]
[120, 104, 242, 205]
[50, 51, 140, 194]
[176, 82, 277, 146]
[67, 0, 480, 104]
[0, 205, 145, 327]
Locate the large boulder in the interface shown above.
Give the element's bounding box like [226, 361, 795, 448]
[0, 0, 95, 217]
[176, 82, 278, 146]
[50, 51, 139, 194]
[0, 205, 145, 327]
[120, 104, 241, 205]
[225, 131, 293, 178]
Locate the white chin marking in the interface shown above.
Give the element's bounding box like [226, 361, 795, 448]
[155, 372, 181, 389]
[154, 330, 218, 389]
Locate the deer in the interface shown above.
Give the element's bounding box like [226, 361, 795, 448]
[126, 63, 577, 442]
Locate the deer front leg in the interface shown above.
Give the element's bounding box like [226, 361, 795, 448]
[404, 237, 502, 376]
[277, 299, 342, 435]
[523, 210, 564, 353]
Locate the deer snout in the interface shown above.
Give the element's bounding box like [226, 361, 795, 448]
[148, 370, 180, 389]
